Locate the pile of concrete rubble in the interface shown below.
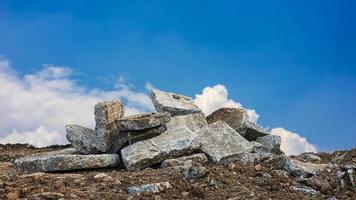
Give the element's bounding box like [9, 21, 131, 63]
[15, 89, 338, 184]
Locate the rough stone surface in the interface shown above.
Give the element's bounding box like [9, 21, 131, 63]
[120, 126, 201, 171]
[250, 141, 269, 153]
[127, 182, 171, 194]
[284, 158, 329, 178]
[161, 153, 208, 168]
[166, 112, 208, 132]
[151, 89, 201, 116]
[206, 107, 268, 141]
[125, 125, 167, 145]
[197, 121, 253, 164]
[181, 161, 208, 179]
[256, 134, 281, 152]
[298, 152, 322, 162]
[116, 112, 170, 131]
[15, 151, 120, 173]
[162, 154, 208, 179]
[94, 100, 124, 153]
[65, 124, 99, 154]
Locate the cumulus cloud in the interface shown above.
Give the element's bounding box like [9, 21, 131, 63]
[194, 84, 317, 155]
[0, 57, 153, 147]
[271, 128, 317, 155]
[194, 84, 259, 123]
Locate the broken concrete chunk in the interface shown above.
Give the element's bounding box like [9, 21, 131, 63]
[197, 121, 253, 164]
[95, 100, 124, 153]
[206, 107, 268, 141]
[166, 112, 208, 132]
[256, 135, 281, 153]
[120, 126, 201, 171]
[284, 158, 329, 178]
[127, 182, 171, 194]
[116, 112, 170, 131]
[161, 153, 208, 168]
[151, 89, 201, 116]
[15, 151, 120, 173]
[65, 124, 99, 154]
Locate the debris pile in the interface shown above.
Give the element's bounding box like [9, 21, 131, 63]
[6, 88, 355, 198]
[15, 89, 281, 173]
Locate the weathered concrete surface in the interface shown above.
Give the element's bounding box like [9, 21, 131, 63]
[166, 112, 208, 132]
[15, 150, 120, 173]
[161, 153, 208, 168]
[94, 100, 124, 153]
[116, 112, 170, 131]
[206, 108, 268, 141]
[197, 121, 253, 164]
[127, 182, 171, 194]
[120, 126, 201, 171]
[151, 89, 201, 116]
[65, 124, 99, 154]
[256, 135, 281, 153]
[284, 158, 329, 178]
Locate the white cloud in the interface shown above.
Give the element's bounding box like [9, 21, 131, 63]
[0, 127, 61, 147]
[271, 127, 317, 155]
[0, 57, 153, 147]
[194, 84, 259, 123]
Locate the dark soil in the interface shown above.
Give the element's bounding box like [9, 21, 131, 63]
[0, 144, 355, 199]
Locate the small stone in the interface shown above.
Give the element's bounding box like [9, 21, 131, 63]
[206, 107, 269, 141]
[284, 158, 329, 178]
[127, 182, 171, 194]
[273, 170, 289, 179]
[298, 152, 322, 162]
[116, 112, 170, 131]
[228, 163, 236, 171]
[6, 192, 18, 200]
[290, 186, 317, 195]
[65, 124, 99, 154]
[151, 89, 202, 116]
[181, 162, 208, 179]
[95, 100, 125, 153]
[93, 173, 111, 180]
[254, 164, 262, 171]
[154, 195, 163, 200]
[256, 135, 281, 153]
[197, 121, 253, 164]
[181, 191, 190, 198]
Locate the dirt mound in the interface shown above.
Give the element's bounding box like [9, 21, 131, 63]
[0, 144, 354, 199]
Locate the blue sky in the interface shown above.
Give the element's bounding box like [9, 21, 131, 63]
[0, 1, 355, 151]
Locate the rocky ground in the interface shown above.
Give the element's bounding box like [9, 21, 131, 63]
[0, 144, 355, 200]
